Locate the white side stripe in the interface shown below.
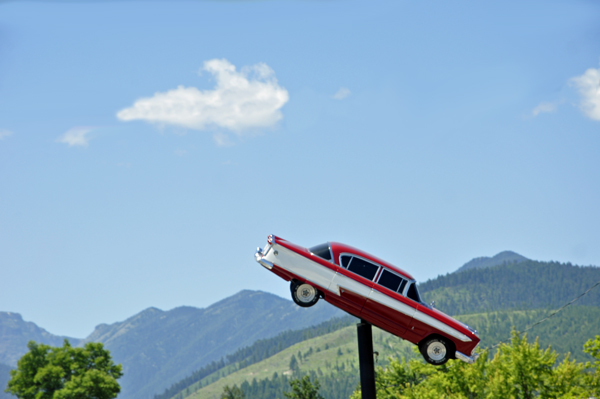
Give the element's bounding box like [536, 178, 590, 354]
[413, 311, 472, 342]
[368, 289, 416, 320]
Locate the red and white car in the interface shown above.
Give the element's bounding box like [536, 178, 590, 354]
[254, 235, 480, 365]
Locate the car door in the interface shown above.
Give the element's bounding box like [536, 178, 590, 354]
[362, 269, 416, 337]
[403, 282, 434, 343]
[327, 255, 378, 316]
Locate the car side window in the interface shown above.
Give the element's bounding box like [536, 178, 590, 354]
[377, 269, 406, 292]
[340, 255, 352, 268]
[407, 282, 421, 303]
[347, 257, 379, 281]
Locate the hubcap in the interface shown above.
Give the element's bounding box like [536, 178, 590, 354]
[297, 284, 316, 303]
[427, 341, 447, 361]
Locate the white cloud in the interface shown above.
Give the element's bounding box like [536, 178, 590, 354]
[117, 59, 289, 133]
[332, 87, 351, 100]
[0, 129, 13, 140]
[531, 102, 557, 117]
[57, 127, 94, 147]
[571, 64, 600, 121]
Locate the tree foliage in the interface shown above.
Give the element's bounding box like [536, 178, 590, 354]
[220, 384, 244, 399]
[235, 368, 358, 399]
[289, 355, 299, 372]
[351, 331, 600, 399]
[283, 376, 324, 399]
[584, 335, 600, 397]
[5, 340, 122, 399]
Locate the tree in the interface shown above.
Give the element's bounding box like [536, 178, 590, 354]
[289, 355, 299, 372]
[220, 384, 244, 399]
[353, 331, 595, 399]
[487, 331, 557, 399]
[284, 376, 324, 399]
[5, 340, 122, 399]
[584, 335, 600, 397]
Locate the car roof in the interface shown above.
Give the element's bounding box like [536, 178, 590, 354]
[329, 242, 415, 281]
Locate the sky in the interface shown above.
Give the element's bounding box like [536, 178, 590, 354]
[1, 0, 599, 339]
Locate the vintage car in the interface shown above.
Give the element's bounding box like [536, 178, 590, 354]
[254, 235, 480, 365]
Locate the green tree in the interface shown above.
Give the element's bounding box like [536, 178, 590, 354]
[584, 335, 600, 397]
[353, 331, 595, 399]
[283, 376, 324, 399]
[289, 355, 299, 372]
[220, 384, 244, 399]
[487, 332, 557, 399]
[5, 340, 122, 399]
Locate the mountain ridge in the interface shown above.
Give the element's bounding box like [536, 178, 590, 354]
[3, 254, 600, 399]
[0, 311, 81, 367]
[456, 250, 529, 273]
[89, 290, 343, 399]
[1, 290, 343, 399]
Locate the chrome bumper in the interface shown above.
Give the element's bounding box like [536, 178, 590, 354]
[455, 350, 479, 364]
[255, 247, 273, 270]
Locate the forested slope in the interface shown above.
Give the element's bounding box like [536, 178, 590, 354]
[164, 259, 600, 399]
[182, 307, 600, 399]
[154, 315, 357, 399]
[186, 325, 416, 399]
[456, 306, 600, 362]
[419, 260, 600, 315]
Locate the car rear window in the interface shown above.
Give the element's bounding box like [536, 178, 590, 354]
[407, 283, 422, 303]
[309, 243, 332, 261]
[377, 269, 406, 292]
[347, 257, 379, 281]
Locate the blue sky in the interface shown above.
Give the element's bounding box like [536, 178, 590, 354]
[1, 0, 599, 338]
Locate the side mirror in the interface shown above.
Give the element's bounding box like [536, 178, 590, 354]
[430, 301, 435, 308]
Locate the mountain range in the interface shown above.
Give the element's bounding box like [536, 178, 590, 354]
[167, 254, 600, 399]
[2, 250, 599, 399]
[1, 290, 342, 399]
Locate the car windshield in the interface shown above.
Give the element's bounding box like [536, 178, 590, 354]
[309, 243, 332, 261]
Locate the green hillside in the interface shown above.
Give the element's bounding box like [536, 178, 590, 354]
[153, 315, 357, 399]
[6, 258, 598, 399]
[456, 306, 599, 362]
[185, 325, 416, 399]
[419, 260, 600, 315]
[168, 305, 600, 399]
[159, 259, 600, 399]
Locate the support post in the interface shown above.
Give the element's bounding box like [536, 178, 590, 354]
[357, 320, 376, 399]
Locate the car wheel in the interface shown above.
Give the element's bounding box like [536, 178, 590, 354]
[420, 337, 452, 365]
[290, 281, 319, 308]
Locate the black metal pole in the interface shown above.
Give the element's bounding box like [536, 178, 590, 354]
[357, 320, 376, 399]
